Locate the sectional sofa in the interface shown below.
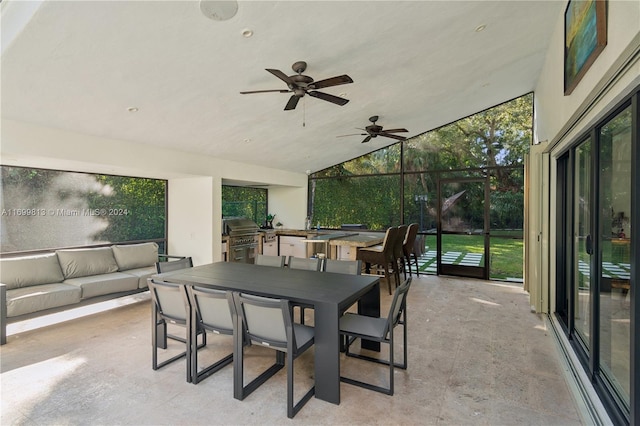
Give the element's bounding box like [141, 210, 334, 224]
[0, 242, 166, 345]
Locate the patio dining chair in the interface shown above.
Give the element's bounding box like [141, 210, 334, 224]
[296, 258, 363, 325]
[340, 277, 412, 395]
[255, 253, 286, 267]
[287, 256, 321, 271]
[287, 256, 322, 324]
[232, 292, 315, 418]
[156, 256, 193, 273]
[186, 285, 236, 384]
[148, 279, 204, 383]
[322, 259, 362, 275]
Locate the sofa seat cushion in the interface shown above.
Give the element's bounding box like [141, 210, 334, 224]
[64, 272, 139, 299]
[6, 284, 82, 317]
[122, 266, 156, 289]
[56, 247, 119, 279]
[112, 242, 159, 271]
[0, 253, 64, 290]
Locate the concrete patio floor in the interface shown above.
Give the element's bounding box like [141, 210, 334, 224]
[1, 274, 584, 425]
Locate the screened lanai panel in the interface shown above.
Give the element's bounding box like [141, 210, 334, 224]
[403, 94, 532, 172]
[403, 172, 438, 233]
[222, 185, 267, 226]
[311, 145, 401, 178]
[0, 166, 166, 253]
[489, 167, 525, 280]
[310, 175, 401, 230]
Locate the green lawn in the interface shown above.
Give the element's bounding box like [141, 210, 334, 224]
[419, 233, 523, 281]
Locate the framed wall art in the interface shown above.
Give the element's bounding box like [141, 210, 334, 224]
[564, 0, 607, 95]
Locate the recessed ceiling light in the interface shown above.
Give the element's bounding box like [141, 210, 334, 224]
[475, 24, 486, 32]
[200, 0, 238, 21]
[242, 28, 253, 38]
[243, 138, 251, 143]
[339, 92, 347, 98]
[127, 107, 139, 113]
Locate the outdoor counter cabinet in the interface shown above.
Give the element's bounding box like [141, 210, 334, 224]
[153, 261, 381, 404]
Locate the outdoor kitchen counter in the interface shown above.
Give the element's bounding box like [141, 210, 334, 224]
[274, 229, 327, 237]
[329, 233, 383, 246]
[328, 233, 384, 260]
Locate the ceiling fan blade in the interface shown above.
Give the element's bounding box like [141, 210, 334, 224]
[336, 133, 367, 138]
[382, 128, 409, 133]
[284, 95, 300, 110]
[362, 135, 372, 143]
[240, 89, 290, 94]
[308, 91, 349, 106]
[379, 132, 407, 141]
[266, 69, 294, 86]
[308, 74, 353, 90]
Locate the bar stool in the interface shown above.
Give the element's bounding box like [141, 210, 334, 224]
[356, 226, 398, 294]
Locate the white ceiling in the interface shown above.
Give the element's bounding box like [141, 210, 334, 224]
[1, 0, 564, 175]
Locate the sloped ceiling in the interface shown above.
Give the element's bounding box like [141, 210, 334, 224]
[1, 0, 564, 175]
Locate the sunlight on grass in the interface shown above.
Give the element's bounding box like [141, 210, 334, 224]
[421, 233, 523, 280]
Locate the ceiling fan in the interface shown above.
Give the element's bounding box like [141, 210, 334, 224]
[240, 61, 353, 111]
[337, 116, 409, 143]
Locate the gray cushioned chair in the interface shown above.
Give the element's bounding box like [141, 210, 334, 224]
[297, 259, 363, 325]
[148, 279, 201, 382]
[255, 254, 286, 267]
[155, 256, 193, 273]
[323, 259, 362, 275]
[232, 292, 315, 418]
[186, 286, 235, 384]
[287, 256, 321, 271]
[340, 277, 412, 395]
[287, 256, 321, 324]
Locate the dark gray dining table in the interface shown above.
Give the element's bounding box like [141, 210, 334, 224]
[153, 261, 380, 405]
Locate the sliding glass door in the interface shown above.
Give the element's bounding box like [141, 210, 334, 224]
[573, 138, 592, 351]
[597, 106, 632, 408]
[556, 92, 637, 424]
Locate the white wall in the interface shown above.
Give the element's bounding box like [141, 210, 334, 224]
[168, 177, 215, 266]
[267, 185, 308, 230]
[529, 0, 640, 313]
[535, 1, 640, 149]
[1, 119, 308, 262]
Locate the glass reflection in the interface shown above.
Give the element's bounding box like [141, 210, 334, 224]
[598, 106, 631, 405]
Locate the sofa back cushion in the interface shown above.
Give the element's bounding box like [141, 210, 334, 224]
[111, 242, 159, 271]
[56, 247, 119, 279]
[0, 253, 65, 289]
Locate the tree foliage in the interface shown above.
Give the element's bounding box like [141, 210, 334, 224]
[222, 186, 267, 225]
[1, 166, 166, 251]
[89, 175, 166, 242]
[310, 94, 533, 232]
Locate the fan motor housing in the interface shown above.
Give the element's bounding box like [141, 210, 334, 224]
[291, 74, 314, 86]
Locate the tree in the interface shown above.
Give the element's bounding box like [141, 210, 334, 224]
[309, 94, 533, 231]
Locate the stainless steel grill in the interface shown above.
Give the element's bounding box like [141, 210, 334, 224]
[223, 217, 260, 263]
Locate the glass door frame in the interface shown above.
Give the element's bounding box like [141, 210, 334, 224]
[554, 88, 639, 425]
[436, 176, 490, 279]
